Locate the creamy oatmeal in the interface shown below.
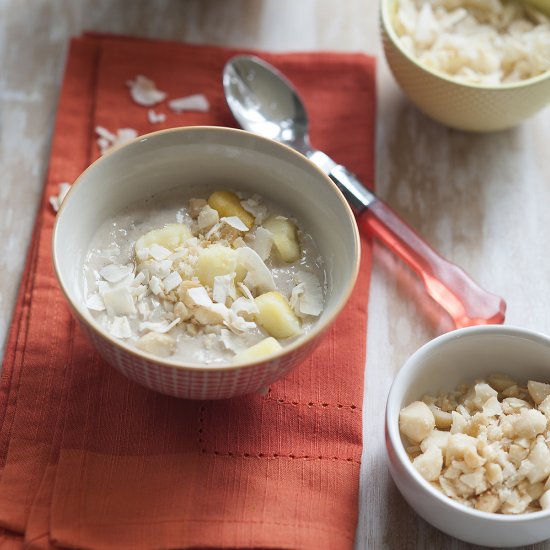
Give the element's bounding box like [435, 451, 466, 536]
[83, 188, 326, 364]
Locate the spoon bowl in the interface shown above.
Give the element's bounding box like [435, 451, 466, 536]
[224, 56, 310, 151]
[223, 56, 506, 329]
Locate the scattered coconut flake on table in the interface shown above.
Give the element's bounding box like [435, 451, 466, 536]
[394, 0, 550, 84]
[95, 126, 138, 155]
[49, 182, 71, 213]
[127, 75, 167, 106]
[147, 109, 166, 124]
[168, 94, 210, 113]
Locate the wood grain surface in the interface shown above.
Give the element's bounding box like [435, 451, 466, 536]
[1, 1, 550, 548]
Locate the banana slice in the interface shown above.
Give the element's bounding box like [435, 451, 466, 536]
[255, 291, 302, 338]
[135, 223, 192, 259]
[233, 337, 282, 362]
[262, 216, 300, 263]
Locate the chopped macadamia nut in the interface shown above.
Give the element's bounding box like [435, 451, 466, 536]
[399, 401, 435, 443]
[413, 447, 443, 481]
[400, 375, 550, 514]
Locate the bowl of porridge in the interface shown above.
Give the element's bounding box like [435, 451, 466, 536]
[52, 127, 360, 399]
[381, 0, 550, 131]
[386, 325, 550, 547]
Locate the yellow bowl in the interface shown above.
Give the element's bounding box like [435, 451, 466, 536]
[380, 0, 550, 132]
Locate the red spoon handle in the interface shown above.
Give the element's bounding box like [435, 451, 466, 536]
[359, 200, 506, 328]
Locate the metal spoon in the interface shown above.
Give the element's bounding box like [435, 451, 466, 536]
[223, 55, 506, 328]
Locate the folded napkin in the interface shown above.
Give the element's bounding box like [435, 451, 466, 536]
[0, 34, 376, 549]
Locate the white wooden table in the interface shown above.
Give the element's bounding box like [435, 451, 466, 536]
[1, 1, 550, 548]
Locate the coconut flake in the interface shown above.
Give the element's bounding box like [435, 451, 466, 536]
[110, 316, 132, 339]
[103, 286, 136, 317]
[236, 247, 277, 294]
[212, 274, 236, 304]
[139, 317, 181, 334]
[198, 205, 220, 230]
[231, 296, 259, 316]
[86, 293, 105, 312]
[96, 126, 138, 155]
[168, 94, 210, 113]
[49, 182, 71, 213]
[221, 216, 249, 232]
[127, 75, 167, 106]
[292, 271, 324, 317]
[241, 198, 269, 224]
[220, 328, 242, 353]
[149, 243, 172, 261]
[247, 226, 273, 261]
[149, 275, 163, 296]
[163, 271, 182, 293]
[224, 310, 256, 333]
[99, 264, 133, 283]
[147, 109, 166, 124]
[187, 286, 214, 308]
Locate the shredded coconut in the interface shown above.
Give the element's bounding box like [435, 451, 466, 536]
[96, 126, 138, 155]
[147, 109, 167, 124]
[127, 75, 167, 106]
[168, 94, 210, 113]
[394, 0, 550, 84]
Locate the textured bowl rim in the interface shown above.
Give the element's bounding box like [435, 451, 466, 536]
[52, 126, 361, 372]
[386, 324, 550, 523]
[380, 0, 550, 91]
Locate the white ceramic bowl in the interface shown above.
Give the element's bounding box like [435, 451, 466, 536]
[380, 0, 550, 132]
[53, 127, 360, 400]
[386, 325, 550, 547]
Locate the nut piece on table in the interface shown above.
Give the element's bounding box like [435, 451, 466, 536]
[255, 291, 302, 339]
[399, 401, 435, 443]
[263, 215, 300, 263]
[208, 191, 254, 229]
[233, 337, 282, 362]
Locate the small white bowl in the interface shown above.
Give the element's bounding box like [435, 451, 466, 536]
[53, 127, 360, 400]
[386, 325, 550, 547]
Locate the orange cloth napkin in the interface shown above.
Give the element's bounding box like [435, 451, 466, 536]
[0, 34, 376, 549]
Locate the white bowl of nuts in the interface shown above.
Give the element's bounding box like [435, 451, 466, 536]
[386, 325, 550, 547]
[53, 127, 360, 400]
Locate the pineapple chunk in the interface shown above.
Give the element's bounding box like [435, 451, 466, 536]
[196, 244, 237, 288]
[233, 337, 282, 362]
[208, 191, 254, 229]
[262, 216, 300, 263]
[135, 224, 192, 258]
[255, 291, 301, 338]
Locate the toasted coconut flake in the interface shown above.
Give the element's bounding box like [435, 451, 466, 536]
[236, 247, 277, 294]
[110, 316, 132, 339]
[149, 244, 172, 261]
[187, 286, 213, 308]
[213, 274, 236, 304]
[221, 216, 249, 232]
[163, 271, 182, 293]
[139, 317, 181, 334]
[99, 264, 133, 283]
[241, 198, 268, 224]
[247, 226, 273, 260]
[231, 296, 259, 316]
[96, 126, 138, 155]
[292, 271, 324, 317]
[49, 182, 71, 213]
[168, 94, 209, 113]
[103, 287, 136, 317]
[127, 75, 167, 106]
[224, 310, 257, 333]
[198, 206, 220, 230]
[147, 109, 166, 124]
[86, 293, 105, 311]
